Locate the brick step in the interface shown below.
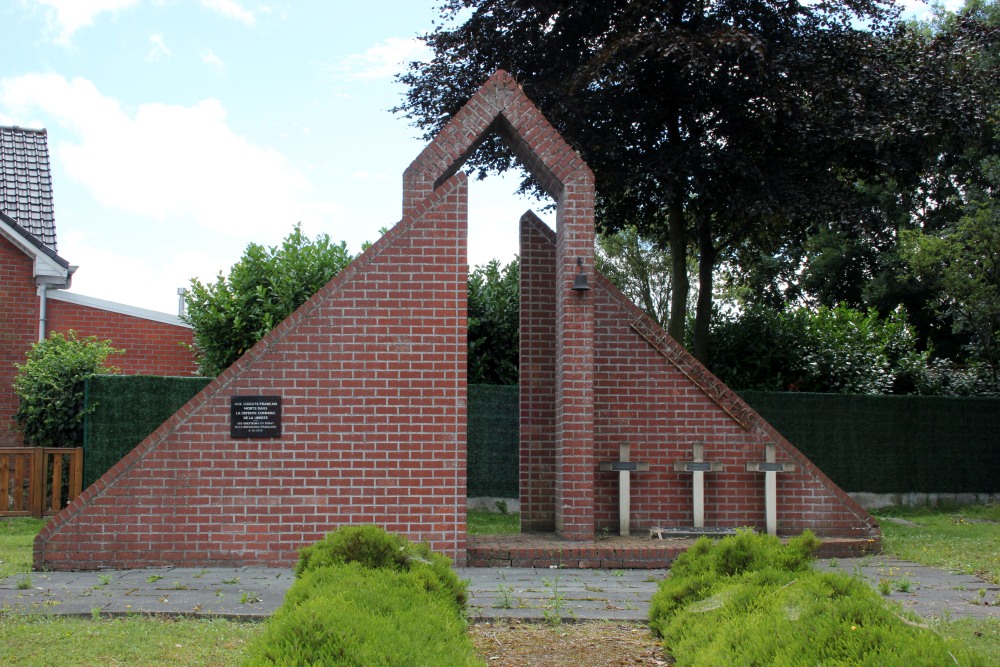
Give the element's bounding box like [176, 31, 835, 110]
[466, 533, 881, 569]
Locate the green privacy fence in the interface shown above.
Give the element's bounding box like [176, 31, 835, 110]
[82, 375, 211, 488]
[740, 391, 1000, 493]
[466, 384, 519, 497]
[82, 377, 997, 496]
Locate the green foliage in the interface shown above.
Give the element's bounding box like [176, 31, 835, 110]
[183, 224, 354, 377]
[710, 305, 928, 394]
[13, 331, 123, 448]
[649, 529, 988, 666]
[595, 226, 673, 329]
[467, 258, 519, 385]
[244, 563, 484, 667]
[900, 195, 1000, 392]
[294, 525, 466, 609]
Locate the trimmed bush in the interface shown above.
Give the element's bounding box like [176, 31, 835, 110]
[650, 530, 988, 665]
[244, 563, 483, 667]
[295, 525, 466, 610]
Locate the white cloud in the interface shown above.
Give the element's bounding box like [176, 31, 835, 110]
[335, 37, 430, 81]
[147, 33, 172, 60]
[201, 49, 225, 73]
[0, 73, 333, 240]
[30, 0, 139, 44]
[199, 0, 259, 26]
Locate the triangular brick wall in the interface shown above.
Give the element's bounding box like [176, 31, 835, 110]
[36, 173, 470, 569]
[519, 212, 877, 538]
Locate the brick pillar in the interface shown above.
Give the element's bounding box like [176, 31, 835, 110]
[554, 177, 596, 540]
[519, 212, 557, 531]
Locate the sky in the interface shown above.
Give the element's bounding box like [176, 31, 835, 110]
[1, 0, 952, 315]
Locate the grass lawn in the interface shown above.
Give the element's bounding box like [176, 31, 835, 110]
[466, 508, 519, 535]
[874, 503, 1000, 584]
[0, 518, 46, 580]
[0, 615, 262, 667]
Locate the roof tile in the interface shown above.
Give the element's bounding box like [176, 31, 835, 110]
[0, 126, 57, 251]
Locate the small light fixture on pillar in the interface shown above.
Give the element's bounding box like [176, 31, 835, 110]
[571, 256, 591, 292]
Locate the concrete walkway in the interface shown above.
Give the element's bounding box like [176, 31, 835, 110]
[0, 556, 997, 622]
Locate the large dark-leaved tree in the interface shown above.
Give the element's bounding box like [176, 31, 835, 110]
[397, 0, 997, 363]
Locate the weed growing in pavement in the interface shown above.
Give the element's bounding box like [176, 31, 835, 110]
[495, 584, 515, 609]
[240, 591, 261, 605]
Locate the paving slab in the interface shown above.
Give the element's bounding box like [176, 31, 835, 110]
[1, 559, 997, 622]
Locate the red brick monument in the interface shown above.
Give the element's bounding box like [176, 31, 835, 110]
[35, 71, 878, 570]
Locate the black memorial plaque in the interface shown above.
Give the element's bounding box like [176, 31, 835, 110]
[683, 462, 714, 472]
[231, 396, 282, 438]
[757, 462, 787, 473]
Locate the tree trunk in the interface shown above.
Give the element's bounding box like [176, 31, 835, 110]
[667, 198, 689, 343]
[693, 214, 716, 364]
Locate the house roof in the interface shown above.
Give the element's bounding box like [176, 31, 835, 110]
[0, 126, 57, 251]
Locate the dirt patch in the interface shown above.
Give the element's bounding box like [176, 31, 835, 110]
[470, 620, 668, 666]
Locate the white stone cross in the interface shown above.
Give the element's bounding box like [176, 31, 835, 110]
[599, 444, 649, 536]
[745, 443, 796, 536]
[672, 443, 722, 528]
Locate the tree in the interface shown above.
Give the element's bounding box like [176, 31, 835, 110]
[900, 185, 1000, 389]
[183, 225, 355, 377]
[709, 305, 928, 394]
[467, 258, 519, 384]
[595, 226, 674, 330]
[397, 0, 996, 364]
[725, 3, 1000, 361]
[13, 331, 122, 447]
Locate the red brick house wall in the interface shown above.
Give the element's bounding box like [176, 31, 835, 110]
[2, 235, 197, 446]
[45, 298, 196, 376]
[35, 173, 470, 570]
[0, 234, 39, 446]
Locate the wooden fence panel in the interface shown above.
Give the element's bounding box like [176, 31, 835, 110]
[1, 447, 82, 518]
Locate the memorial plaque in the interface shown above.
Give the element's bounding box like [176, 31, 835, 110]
[681, 462, 713, 472]
[599, 461, 650, 472]
[231, 396, 282, 438]
[746, 461, 795, 473]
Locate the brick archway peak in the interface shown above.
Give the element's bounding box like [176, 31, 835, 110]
[403, 70, 591, 214]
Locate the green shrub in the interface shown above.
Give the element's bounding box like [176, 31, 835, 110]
[295, 525, 467, 610]
[244, 563, 484, 667]
[13, 331, 123, 447]
[650, 530, 987, 665]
